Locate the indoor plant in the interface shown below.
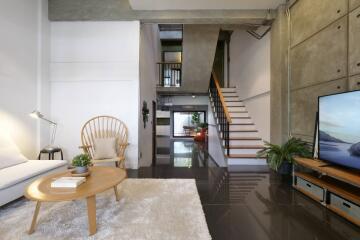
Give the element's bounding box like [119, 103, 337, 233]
[194, 122, 208, 142]
[257, 137, 312, 174]
[191, 112, 200, 126]
[72, 154, 91, 174]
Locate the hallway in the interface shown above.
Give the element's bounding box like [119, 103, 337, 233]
[129, 140, 360, 240]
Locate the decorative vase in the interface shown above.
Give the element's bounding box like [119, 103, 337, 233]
[194, 128, 207, 142]
[75, 166, 88, 174]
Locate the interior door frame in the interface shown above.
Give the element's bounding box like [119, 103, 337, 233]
[152, 101, 157, 166]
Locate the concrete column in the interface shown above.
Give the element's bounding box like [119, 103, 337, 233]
[270, 5, 289, 144]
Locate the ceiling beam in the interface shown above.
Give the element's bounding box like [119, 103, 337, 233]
[49, 0, 276, 24]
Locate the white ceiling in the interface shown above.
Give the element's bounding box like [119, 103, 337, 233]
[129, 0, 285, 10]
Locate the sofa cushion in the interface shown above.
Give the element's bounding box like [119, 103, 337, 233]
[0, 160, 67, 190]
[93, 137, 117, 160]
[0, 147, 28, 170]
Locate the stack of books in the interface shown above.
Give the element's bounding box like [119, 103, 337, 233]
[51, 177, 86, 188]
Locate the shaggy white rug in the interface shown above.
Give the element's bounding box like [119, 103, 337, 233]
[0, 179, 211, 240]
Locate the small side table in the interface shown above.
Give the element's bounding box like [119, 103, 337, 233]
[38, 147, 63, 160]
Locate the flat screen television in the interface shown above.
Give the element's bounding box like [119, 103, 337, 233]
[318, 90, 360, 170]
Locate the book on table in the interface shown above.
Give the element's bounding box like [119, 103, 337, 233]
[51, 177, 86, 188]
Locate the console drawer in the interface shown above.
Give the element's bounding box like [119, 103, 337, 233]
[329, 193, 360, 221]
[295, 176, 324, 201]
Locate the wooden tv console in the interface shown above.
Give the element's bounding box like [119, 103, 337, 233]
[293, 157, 360, 226]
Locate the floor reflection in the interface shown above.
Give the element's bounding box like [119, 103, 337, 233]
[155, 137, 218, 168]
[130, 139, 360, 240]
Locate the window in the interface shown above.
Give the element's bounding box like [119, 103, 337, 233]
[173, 111, 206, 137]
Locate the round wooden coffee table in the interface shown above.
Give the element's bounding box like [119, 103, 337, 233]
[25, 166, 127, 236]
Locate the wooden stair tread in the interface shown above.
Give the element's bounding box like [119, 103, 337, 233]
[229, 111, 248, 113]
[225, 137, 262, 140]
[230, 123, 254, 125]
[225, 130, 258, 132]
[228, 145, 264, 149]
[231, 117, 251, 119]
[223, 95, 239, 98]
[228, 154, 266, 159]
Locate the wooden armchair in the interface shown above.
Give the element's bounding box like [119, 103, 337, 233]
[80, 116, 129, 168]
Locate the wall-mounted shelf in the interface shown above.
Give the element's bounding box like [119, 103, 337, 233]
[294, 157, 360, 227]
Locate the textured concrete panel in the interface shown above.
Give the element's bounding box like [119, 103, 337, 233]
[349, 7, 360, 76]
[350, 0, 360, 11]
[291, 0, 347, 46]
[292, 134, 314, 143]
[270, 6, 289, 144]
[291, 17, 347, 90]
[290, 78, 346, 137]
[182, 25, 219, 93]
[350, 75, 360, 90]
[48, 0, 275, 23]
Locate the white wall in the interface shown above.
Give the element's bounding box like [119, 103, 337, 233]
[139, 24, 160, 167]
[50, 21, 140, 169]
[0, 0, 50, 159]
[230, 30, 270, 141]
[208, 105, 227, 167]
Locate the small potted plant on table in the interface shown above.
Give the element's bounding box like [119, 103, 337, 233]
[257, 137, 312, 174]
[72, 154, 91, 174]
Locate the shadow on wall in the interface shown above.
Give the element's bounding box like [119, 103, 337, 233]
[0, 110, 36, 158]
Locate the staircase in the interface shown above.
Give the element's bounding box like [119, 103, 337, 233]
[209, 72, 266, 165]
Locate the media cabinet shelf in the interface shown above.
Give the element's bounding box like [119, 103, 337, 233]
[294, 157, 360, 227]
[295, 157, 360, 188]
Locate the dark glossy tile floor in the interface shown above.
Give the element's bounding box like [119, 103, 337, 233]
[129, 141, 360, 240]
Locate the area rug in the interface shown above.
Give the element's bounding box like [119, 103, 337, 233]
[0, 179, 211, 240]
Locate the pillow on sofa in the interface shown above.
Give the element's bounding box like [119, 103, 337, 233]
[0, 147, 27, 170]
[93, 137, 117, 160]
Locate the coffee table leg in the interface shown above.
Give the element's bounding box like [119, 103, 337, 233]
[86, 195, 97, 236]
[29, 201, 41, 234]
[114, 185, 120, 201]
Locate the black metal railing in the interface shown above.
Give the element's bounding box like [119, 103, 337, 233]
[209, 72, 231, 156]
[157, 62, 182, 87]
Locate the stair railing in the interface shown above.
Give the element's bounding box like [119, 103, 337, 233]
[209, 71, 232, 156]
[157, 62, 182, 87]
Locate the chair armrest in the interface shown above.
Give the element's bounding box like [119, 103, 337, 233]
[79, 145, 92, 149]
[119, 143, 130, 147]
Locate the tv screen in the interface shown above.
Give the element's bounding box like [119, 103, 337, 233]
[319, 90, 360, 170]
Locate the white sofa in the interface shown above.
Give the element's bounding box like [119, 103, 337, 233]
[0, 160, 67, 206]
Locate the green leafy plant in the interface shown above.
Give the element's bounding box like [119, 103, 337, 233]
[191, 112, 200, 125]
[198, 122, 208, 129]
[72, 154, 91, 167]
[257, 137, 312, 171]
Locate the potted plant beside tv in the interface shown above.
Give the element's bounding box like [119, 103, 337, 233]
[72, 154, 91, 174]
[257, 137, 312, 174]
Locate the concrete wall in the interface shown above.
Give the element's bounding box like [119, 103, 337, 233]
[156, 24, 220, 94]
[230, 30, 271, 141]
[270, 5, 289, 145]
[0, 0, 50, 158]
[48, 0, 275, 25]
[288, 0, 360, 143]
[50, 21, 140, 168]
[139, 24, 160, 167]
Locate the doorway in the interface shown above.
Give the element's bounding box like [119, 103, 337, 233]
[172, 111, 207, 138]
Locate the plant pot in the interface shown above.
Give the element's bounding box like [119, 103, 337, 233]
[277, 162, 292, 175]
[75, 166, 88, 174]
